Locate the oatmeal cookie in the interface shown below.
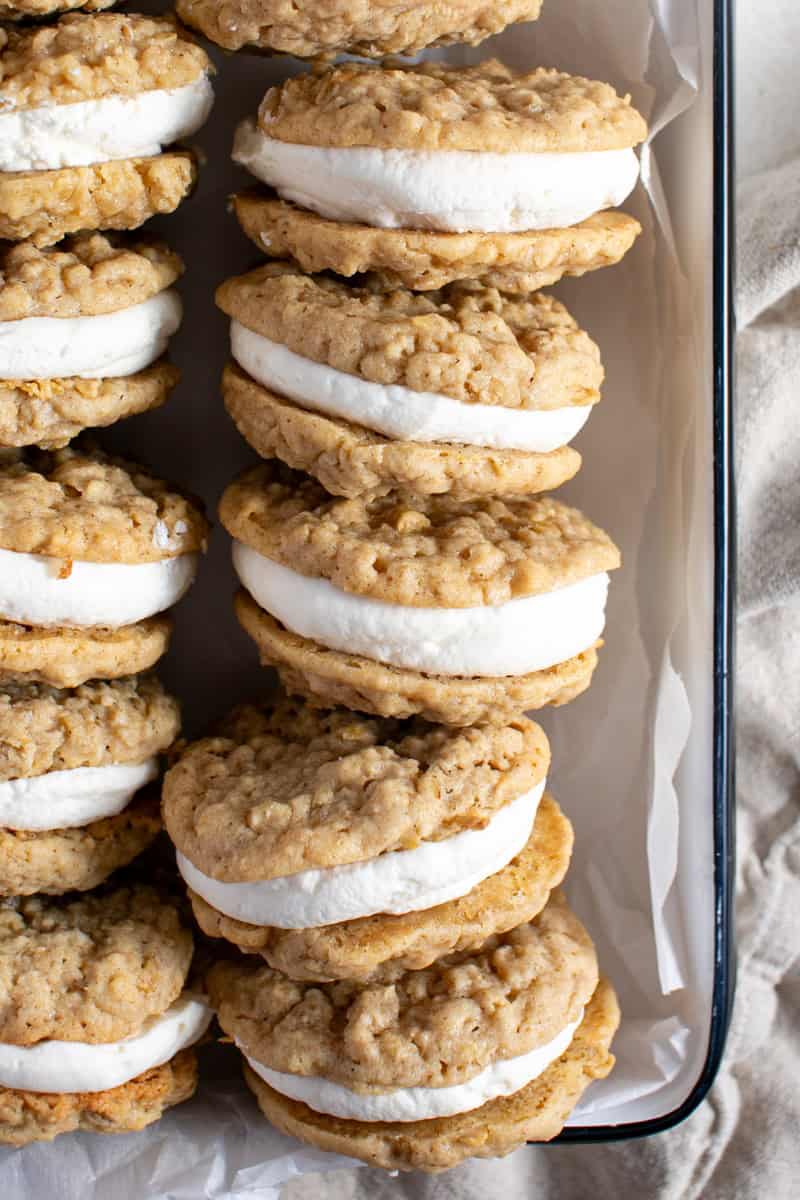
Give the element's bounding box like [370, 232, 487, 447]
[0, 616, 171, 687]
[0, 0, 113, 20]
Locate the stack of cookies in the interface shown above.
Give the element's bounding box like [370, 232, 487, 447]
[0, 7, 215, 1146]
[158, 0, 648, 1174]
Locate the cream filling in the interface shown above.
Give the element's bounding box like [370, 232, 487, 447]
[0, 759, 158, 831]
[0, 291, 182, 381]
[0, 76, 214, 172]
[0, 995, 212, 1095]
[231, 323, 593, 453]
[233, 119, 640, 232]
[245, 1011, 583, 1122]
[0, 545, 199, 629]
[176, 780, 544, 929]
[234, 542, 609, 678]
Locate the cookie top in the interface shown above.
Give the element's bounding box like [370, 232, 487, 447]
[220, 463, 620, 608]
[163, 698, 549, 881]
[176, 0, 542, 58]
[217, 263, 602, 413]
[0, 674, 179, 780]
[0, 14, 210, 113]
[0, 615, 172, 688]
[0, 886, 192, 1045]
[0, 446, 208, 563]
[257, 60, 647, 154]
[209, 890, 597, 1090]
[0, 234, 183, 323]
[0, 0, 113, 20]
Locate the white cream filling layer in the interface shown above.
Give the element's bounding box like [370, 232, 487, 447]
[0, 545, 199, 629]
[233, 120, 640, 233]
[0, 291, 182, 382]
[0, 76, 214, 172]
[176, 780, 544, 929]
[0, 759, 158, 831]
[231, 323, 593, 453]
[0, 995, 212, 1095]
[234, 542, 609, 678]
[245, 1010, 582, 1122]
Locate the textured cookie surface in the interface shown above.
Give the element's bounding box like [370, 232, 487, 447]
[0, 155, 197, 250]
[0, 234, 182, 322]
[176, 0, 541, 57]
[0, 362, 179, 450]
[0, 0, 113, 19]
[0, 674, 179, 779]
[191, 792, 572, 982]
[0, 616, 171, 688]
[0, 793, 162, 897]
[0, 14, 209, 111]
[220, 462, 620, 607]
[224, 367, 581, 500]
[0, 445, 208, 562]
[257, 60, 647, 152]
[235, 192, 642, 293]
[164, 697, 548, 881]
[0, 885, 192, 1044]
[209, 891, 597, 1090]
[245, 978, 618, 1171]
[236, 591, 599, 726]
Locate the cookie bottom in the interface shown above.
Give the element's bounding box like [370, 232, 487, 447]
[223, 363, 581, 500]
[235, 590, 599, 725]
[243, 979, 618, 1172]
[0, 153, 197, 248]
[234, 190, 642, 292]
[0, 1047, 197, 1146]
[0, 617, 172, 687]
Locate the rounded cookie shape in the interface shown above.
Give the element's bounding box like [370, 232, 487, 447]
[220, 462, 620, 608]
[0, 154, 197, 250]
[176, 0, 541, 57]
[190, 792, 572, 982]
[0, 0, 113, 19]
[164, 697, 549, 882]
[0, 885, 193, 1044]
[0, 446, 207, 563]
[244, 978, 618, 1171]
[234, 192, 642, 293]
[0, 674, 179, 780]
[0, 362, 179, 450]
[0, 616, 171, 688]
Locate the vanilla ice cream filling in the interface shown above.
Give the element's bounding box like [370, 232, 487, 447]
[234, 120, 640, 232]
[0, 291, 182, 381]
[0, 76, 214, 172]
[245, 1010, 582, 1122]
[234, 542, 609, 677]
[177, 780, 544, 929]
[0, 759, 158, 831]
[231, 323, 593, 453]
[0, 545, 199, 629]
[0, 995, 212, 1095]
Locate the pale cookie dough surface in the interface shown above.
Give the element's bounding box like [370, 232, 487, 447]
[0, 361, 179, 450]
[235, 192, 642, 292]
[245, 978, 618, 1172]
[223, 366, 581, 500]
[208, 890, 598, 1091]
[0, 15, 210, 112]
[0, 674, 179, 780]
[0, 885, 192, 1044]
[217, 264, 602, 412]
[0, 793, 161, 897]
[0, 615, 171, 687]
[164, 697, 548, 881]
[191, 792, 572, 982]
[257, 60, 647, 153]
[0, 154, 197, 250]
[220, 462, 620, 607]
[236, 591, 599, 725]
[0, 234, 183, 322]
[0, 1048, 197, 1147]
[0, 0, 113, 20]
[176, 0, 542, 57]
[0, 445, 207, 562]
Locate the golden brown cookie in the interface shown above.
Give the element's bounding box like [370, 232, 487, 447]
[0, 616, 172, 688]
[0, 0, 113, 20]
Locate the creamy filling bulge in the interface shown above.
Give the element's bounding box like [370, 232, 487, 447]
[0, 759, 158, 831]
